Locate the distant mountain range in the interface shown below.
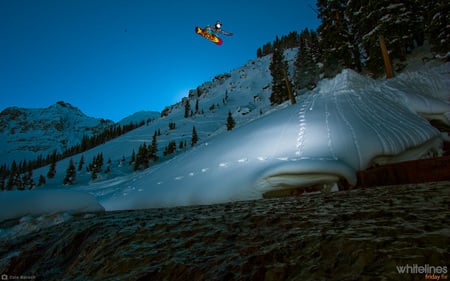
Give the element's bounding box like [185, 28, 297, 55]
[0, 101, 159, 165]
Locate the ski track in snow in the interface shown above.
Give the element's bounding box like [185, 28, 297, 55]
[166, 156, 261, 184]
[295, 94, 310, 157]
[152, 155, 309, 187]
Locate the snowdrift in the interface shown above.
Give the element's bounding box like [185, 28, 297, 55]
[98, 67, 448, 211]
[0, 190, 104, 221]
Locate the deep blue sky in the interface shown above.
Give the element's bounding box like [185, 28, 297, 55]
[1, 0, 320, 122]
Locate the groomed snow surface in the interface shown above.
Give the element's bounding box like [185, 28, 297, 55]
[1, 63, 449, 222]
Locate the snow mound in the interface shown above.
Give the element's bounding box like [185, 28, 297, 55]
[96, 67, 447, 211]
[0, 190, 104, 221]
[383, 64, 450, 122]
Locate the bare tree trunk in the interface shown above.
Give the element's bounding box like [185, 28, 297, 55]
[379, 35, 394, 78]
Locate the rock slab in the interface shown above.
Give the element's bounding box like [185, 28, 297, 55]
[1, 182, 449, 280]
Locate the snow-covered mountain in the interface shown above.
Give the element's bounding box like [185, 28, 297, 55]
[117, 110, 160, 127]
[0, 101, 114, 165]
[0, 102, 160, 166]
[1, 48, 449, 221]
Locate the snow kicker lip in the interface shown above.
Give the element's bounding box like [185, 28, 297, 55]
[370, 136, 443, 166]
[254, 159, 356, 194]
[255, 136, 444, 197]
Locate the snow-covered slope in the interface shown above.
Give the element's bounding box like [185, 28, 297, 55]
[117, 111, 160, 127]
[0, 101, 114, 165]
[25, 54, 280, 190]
[1, 50, 449, 220]
[98, 65, 449, 211]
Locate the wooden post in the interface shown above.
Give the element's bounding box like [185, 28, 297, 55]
[379, 35, 394, 78]
[283, 67, 296, 104]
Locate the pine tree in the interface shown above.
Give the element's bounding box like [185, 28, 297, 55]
[77, 155, 84, 171]
[6, 173, 14, 190]
[358, 0, 420, 75]
[316, 0, 429, 76]
[64, 158, 76, 185]
[226, 111, 236, 131]
[14, 172, 24, 191]
[309, 30, 322, 70]
[294, 29, 320, 90]
[105, 158, 112, 174]
[23, 165, 34, 190]
[257, 47, 262, 58]
[7, 161, 18, 190]
[317, 0, 352, 77]
[163, 141, 177, 156]
[96, 153, 104, 171]
[191, 126, 198, 146]
[263, 42, 273, 56]
[427, 0, 450, 54]
[184, 99, 191, 118]
[269, 38, 292, 105]
[345, 0, 365, 72]
[47, 151, 57, 179]
[149, 131, 158, 162]
[89, 153, 104, 180]
[130, 149, 136, 165]
[38, 175, 46, 186]
[224, 90, 229, 103]
[134, 143, 149, 171]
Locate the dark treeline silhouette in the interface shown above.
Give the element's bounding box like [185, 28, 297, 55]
[257, 0, 449, 77]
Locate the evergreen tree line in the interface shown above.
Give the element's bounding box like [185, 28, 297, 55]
[86, 153, 105, 181]
[0, 161, 35, 191]
[132, 126, 199, 171]
[316, 0, 448, 77]
[269, 36, 296, 105]
[259, 0, 448, 79]
[1, 151, 109, 190]
[183, 99, 207, 118]
[0, 120, 148, 184]
[1, 111, 236, 189]
[257, 31, 302, 58]
[133, 131, 159, 171]
[78, 120, 148, 153]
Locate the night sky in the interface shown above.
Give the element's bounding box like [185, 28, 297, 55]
[1, 0, 320, 121]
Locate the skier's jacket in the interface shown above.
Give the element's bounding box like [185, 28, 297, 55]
[204, 25, 233, 36]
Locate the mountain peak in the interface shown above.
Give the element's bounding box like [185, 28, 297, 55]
[55, 101, 77, 109]
[0, 102, 114, 165]
[48, 101, 84, 115]
[0, 106, 24, 120]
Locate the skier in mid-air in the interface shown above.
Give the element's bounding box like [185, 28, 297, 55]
[204, 20, 233, 37]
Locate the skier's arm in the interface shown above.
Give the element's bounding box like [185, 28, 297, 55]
[220, 29, 233, 36]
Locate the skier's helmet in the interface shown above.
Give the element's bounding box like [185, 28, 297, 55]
[215, 20, 222, 29]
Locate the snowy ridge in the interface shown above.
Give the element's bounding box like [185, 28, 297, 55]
[0, 101, 114, 165]
[117, 111, 160, 126]
[0, 55, 449, 221]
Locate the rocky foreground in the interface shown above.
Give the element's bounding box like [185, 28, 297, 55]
[1, 182, 449, 281]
